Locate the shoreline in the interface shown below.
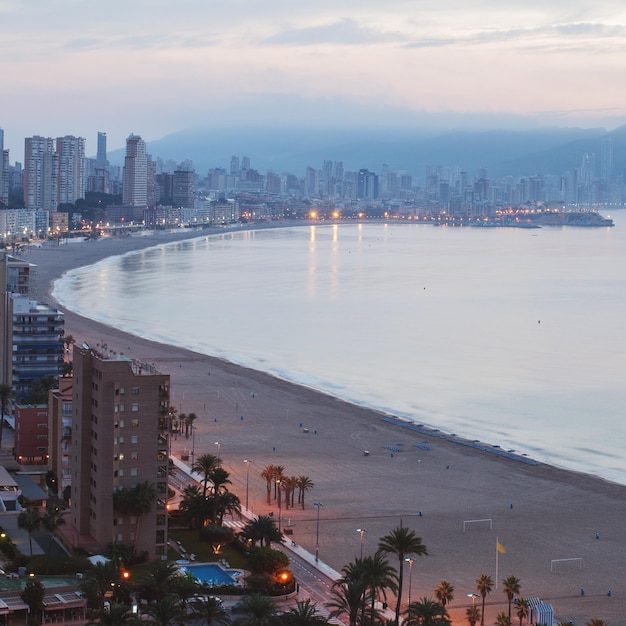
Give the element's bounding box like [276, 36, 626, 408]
[18, 226, 626, 625]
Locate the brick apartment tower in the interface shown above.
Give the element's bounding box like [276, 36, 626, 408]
[70, 344, 170, 560]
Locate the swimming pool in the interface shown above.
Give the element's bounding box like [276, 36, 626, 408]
[182, 563, 243, 587]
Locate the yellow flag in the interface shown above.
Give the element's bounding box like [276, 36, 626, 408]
[497, 541, 506, 554]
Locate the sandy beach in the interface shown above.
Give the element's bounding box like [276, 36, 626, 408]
[21, 229, 626, 625]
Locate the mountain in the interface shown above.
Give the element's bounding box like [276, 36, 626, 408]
[109, 125, 626, 180]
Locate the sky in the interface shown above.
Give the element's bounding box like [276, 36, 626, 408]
[2, 0, 626, 160]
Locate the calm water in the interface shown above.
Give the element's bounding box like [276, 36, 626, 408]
[53, 214, 626, 484]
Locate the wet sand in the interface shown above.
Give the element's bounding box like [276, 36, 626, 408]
[22, 229, 626, 625]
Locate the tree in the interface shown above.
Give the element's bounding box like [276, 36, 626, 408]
[476, 574, 493, 626]
[112, 481, 156, 549]
[466, 606, 481, 626]
[239, 515, 283, 547]
[142, 595, 188, 626]
[21, 578, 45, 625]
[192, 453, 222, 496]
[275, 599, 329, 625]
[232, 592, 277, 625]
[24, 375, 57, 404]
[502, 576, 521, 619]
[327, 577, 369, 626]
[190, 595, 231, 626]
[179, 483, 211, 534]
[378, 525, 428, 626]
[495, 613, 512, 626]
[135, 560, 180, 604]
[214, 490, 241, 526]
[184, 412, 199, 439]
[260, 465, 275, 505]
[87, 602, 143, 626]
[434, 580, 454, 609]
[403, 597, 450, 626]
[361, 552, 398, 620]
[41, 506, 67, 552]
[209, 466, 232, 522]
[80, 561, 126, 610]
[515, 598, 529, 626]
[0, 383, 14, 449]
[296, 475, 315, 509]
[17, 507, 41, 556]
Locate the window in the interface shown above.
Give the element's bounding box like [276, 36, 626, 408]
[118, 453, 125, 461]
[131, 451, 138, 460]
[131, 436, 138, 444]
[132, 387, 140, 395]
[131, 403, 139, 412]
[131, 468, 138, 476]
[131, 419, 139, 428]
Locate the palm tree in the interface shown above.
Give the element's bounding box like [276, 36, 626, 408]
[403, 597, 450, 626]
[87, 602, 143, 626]
[209, 466, 232, 521]
[232, 592, 277, 625]
[215, 490, 242, 526]
[586, 620, 608, 626]
[495, 613, 512, 626]
[434, 580, 455, 608]
[296, 475, 315, 509]
[184, 412, 199, 438]
[272, 465, 285, 500]
[192, 453, 222, 496]
[502, 576, 521, 619]
[80, 560, 122, 610]
[260, 464, 275, 505]
[41, 506, 67, 551]
[515, 598, 529, 626]
[142, 595, 188, 626]
[239, 515, 283, 547]
[0, 383, 14, 449]
[20, 579, 45, 625]
[113, 481, 156, 550]
[378, 525, 428, 626]
[466, 606, 481, 626]
[476, 574, 493, 626]
[283, 476, 298, 509]
[327, 577, 369, 626]
[190, 595, 231, 626]
[361, 552, 398, 619]
[135, 560, 180, 604]
[17, 507, 41, 556]
[277, 599, 329, 625]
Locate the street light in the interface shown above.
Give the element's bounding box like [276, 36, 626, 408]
[277, 480, 283, 532]
[314, 502, 324, 563]
[215, 441, 221, 461]
[244, 459, 252, 511]
[405, 557, 415, 621]
[190, 426, 196, 466]
[357, 528, 367, 559]
[467, 593, 479, 626]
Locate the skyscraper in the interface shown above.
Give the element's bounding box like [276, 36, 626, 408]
[0, 128, 8, 204]
[24, 136, 57, 210]
[56, 136, 85, 205]
[96, 131, 108, 167]
[122, 134, 148, 206]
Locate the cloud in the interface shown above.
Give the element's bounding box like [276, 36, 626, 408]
[263, 18, 401, 46]
[405, 22, 626, 49]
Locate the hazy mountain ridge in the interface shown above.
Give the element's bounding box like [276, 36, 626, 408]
[109, 125, 626, 181]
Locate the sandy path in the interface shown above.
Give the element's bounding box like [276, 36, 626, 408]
[20, 229, 626, 625]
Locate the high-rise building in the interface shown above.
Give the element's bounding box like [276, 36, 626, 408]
[96, 132, 108, 167]
[173, 169, 194, 208]
[122, 135, 148, 206]
[24, 136, 58, 210]
[357, 169, 379, 199]
[0, 149, 8, 206]
[56, 136, 85, 205]
[70, 344, 170, 559]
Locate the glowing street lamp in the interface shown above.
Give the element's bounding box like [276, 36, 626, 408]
[215, 441, 221, 461]
[357, 528, 367, 559]
[405, 557, 415, 620]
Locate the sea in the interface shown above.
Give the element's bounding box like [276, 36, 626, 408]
[52, 212, 626, 485]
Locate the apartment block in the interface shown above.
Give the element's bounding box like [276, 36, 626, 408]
[70, 345, 170, 560]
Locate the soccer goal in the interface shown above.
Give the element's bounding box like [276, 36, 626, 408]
[462, 518, 493, 532]
[550, 557, 583, 572]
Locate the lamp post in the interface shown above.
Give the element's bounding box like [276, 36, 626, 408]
[405, 557, 415, 621]
[314, 502, 323, 563]
[277, 480, 283, 532]
[215, 441, 221, 461]
[190, 426, 196, 466]
[467, 593, 479, 626]
[357, 528, 367, 559]
[243, 459, 252, 511]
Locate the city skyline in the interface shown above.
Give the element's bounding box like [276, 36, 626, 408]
[2, 1, 626, 159]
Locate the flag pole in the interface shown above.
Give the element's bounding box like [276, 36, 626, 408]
[495, 536, 499, 589]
